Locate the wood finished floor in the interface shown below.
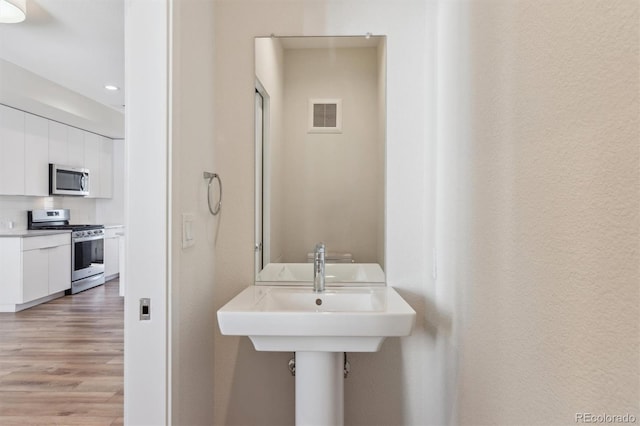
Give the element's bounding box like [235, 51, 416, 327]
[0, 280, 123, 426]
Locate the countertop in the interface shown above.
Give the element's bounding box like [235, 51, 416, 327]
[103, 224, 124, 229]
[0, 229, 72, 238]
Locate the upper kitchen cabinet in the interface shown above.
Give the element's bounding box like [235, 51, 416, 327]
[24, 114, 49, 196]
[0, 103, 114, 198]
[100, 137, 113, 198]
[84, 131, 113, 198]
[0, 105, 25, 195]
[84, 131, 101, 195]
[48, 121, 68, 165]
[67, 127, 85, 167]
[49, 121, 84, 168]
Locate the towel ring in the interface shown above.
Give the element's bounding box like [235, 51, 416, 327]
[203, 172, 222, 215]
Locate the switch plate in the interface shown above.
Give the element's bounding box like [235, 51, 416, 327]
[140, 298, 151, 320]
[182, 213, 195, 248]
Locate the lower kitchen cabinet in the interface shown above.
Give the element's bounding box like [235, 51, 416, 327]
[104, 226, 123, 281]
[22, 248, 49, 302]
[48, 244, 72, 294]
[0, 233, 71, 312]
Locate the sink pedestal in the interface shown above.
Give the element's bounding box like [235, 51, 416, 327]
[295, 351, 344, 426]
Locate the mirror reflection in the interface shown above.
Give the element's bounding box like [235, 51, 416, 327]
[254, 36, 386, 283]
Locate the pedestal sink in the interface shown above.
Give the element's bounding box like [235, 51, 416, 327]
[217, 284, 416, 425]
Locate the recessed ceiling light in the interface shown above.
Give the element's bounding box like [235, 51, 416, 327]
[0, 0, 26, 24]
[104, 85, 120, 91]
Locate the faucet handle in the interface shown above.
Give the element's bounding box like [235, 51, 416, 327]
[315, 242, 325, 253]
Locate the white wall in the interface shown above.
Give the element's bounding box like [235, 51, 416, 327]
[169, 0, 217, 424]
[213, 1, 442, 424]
[437, 0, 639, 424]
[124, 0, 169, 423]
[0, 59, 124, 139]
[0, 196, 96, 230]
[281, 46, 382, 264]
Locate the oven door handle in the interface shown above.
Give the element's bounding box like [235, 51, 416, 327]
[73, 235, 104, 243]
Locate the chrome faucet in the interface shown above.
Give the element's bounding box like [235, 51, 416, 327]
[313, 242, 326, 292]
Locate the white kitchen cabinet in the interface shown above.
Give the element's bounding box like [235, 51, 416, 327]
[84, 131, 101, 197]
[48, 120, 68, 165]
[104, 226, 122, 280]
[49, 121, 85, 168]
[22, 248, 49, 301]
[67, 126, 85, 167]
[0, 233, 71, 312]
[0, 104, 25, 195]
[84, 132, 113, 198]
[0, 104, 113, 198]
[48, 244, 72, 294]
[100, 137, 114, 198]
[24, 114, 49, 196]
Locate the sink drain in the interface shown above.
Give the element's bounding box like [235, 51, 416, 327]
[315, 298, 322, 306]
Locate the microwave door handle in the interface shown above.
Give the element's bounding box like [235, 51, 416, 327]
[81, 174, 88, 191]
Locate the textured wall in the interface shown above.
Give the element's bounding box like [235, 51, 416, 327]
[454, 1, 640, 424]
[169, 0, 218, 424]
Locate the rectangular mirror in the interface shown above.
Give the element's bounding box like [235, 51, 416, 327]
[254, 35, 386, 284]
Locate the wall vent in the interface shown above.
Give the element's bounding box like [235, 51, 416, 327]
[308, 98, 342, 133]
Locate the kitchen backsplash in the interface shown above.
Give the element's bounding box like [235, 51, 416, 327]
[0, 195, 97, 230]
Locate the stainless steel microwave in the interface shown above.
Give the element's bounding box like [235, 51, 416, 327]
[49, 164, 90, 196]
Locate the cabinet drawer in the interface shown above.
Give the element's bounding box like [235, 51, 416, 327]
[22, 234, 71, 251]
[104, 226, 124, 239]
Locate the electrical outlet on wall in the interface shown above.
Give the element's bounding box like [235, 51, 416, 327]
[182, 213, 195, 248]
[0, 219, 14, 229]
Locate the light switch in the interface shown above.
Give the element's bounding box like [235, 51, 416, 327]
[182, 213, 195, 248]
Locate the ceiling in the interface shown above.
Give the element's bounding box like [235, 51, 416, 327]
[0, 0, 124, 111]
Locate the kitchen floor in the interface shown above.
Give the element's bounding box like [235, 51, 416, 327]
[0, 280, 123, 426]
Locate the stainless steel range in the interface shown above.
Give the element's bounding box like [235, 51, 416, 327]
[28, 209, 105, 294]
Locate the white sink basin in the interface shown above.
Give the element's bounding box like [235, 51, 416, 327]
[260, 287, 385, 312]
[217, 285, 416, 352]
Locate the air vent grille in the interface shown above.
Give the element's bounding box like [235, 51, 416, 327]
[308, 98, 342, 133]
[313, 103, 337, 128]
